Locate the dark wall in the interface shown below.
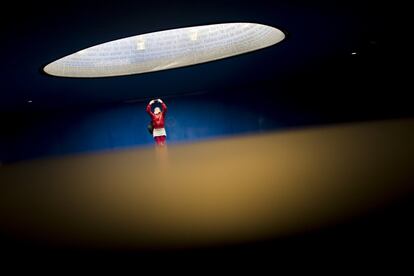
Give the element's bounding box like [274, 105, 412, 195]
[1, 42, 411, 164]
[0, 87, 314, 164]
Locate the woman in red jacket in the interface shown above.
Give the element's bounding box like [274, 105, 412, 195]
[146, 98, 168, 146]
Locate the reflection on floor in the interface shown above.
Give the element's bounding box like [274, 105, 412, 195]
[0, 118, 413, 252]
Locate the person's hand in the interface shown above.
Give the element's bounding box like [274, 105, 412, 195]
[149, 99, 155, 105]
[157, 99, 163, 103]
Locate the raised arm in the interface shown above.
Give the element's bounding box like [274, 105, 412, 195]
[146, 99, 156, 116]
[158, 99, 167, 115]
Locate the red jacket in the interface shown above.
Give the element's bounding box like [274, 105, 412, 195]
[146, 102, 167, 128]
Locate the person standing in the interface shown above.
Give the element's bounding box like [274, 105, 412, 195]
[146, 98, 168, 146]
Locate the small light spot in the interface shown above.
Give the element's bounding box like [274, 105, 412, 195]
[27, 100, 33, 103]
[351, 52, 357, 55]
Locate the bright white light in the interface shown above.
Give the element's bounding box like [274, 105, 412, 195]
[43, 23, 285, 78]
[189, 29, 198, 41]
[136, 36, 145, 51]
[27, 100, 32, 103]
[351, 52, 357, 55]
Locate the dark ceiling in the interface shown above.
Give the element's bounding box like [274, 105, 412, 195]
[0, 0, 408, 114]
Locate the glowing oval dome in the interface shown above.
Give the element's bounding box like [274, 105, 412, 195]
[43, 23, 285, 78]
